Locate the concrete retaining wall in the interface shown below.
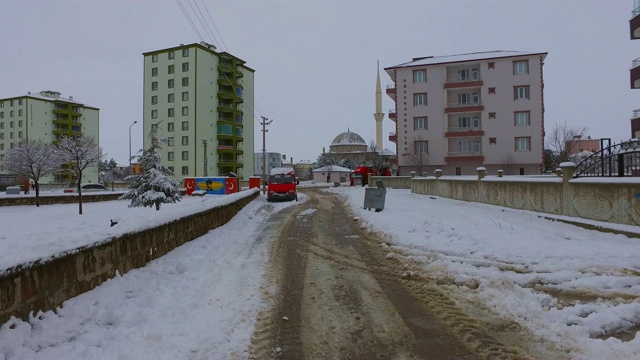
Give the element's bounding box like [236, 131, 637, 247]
[0, 191, 258, 324]
[375, 164, 640, 227]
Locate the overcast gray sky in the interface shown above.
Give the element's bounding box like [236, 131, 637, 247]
[1, 0, 636, 165]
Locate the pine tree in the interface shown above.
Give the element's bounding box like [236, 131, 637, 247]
[121, 124, 181, 211]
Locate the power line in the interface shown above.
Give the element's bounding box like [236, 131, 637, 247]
[175, 0, 204, 41]
[200, 0, 228, 51]
[187, 0, 219, 49]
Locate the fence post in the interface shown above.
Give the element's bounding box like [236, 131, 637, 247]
[560, 162, 576, 216]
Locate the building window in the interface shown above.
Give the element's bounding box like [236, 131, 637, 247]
[152, 54, 158, 63]
[168, 79, 174, 88]
[18, 131, 22, 139]
[18, 120, 23, 127]
[10, 132, 14, 139]
[0, 122, 3, 128]
[182, 106, 189, 116]
[168, 65, 174, 74]
[10, 121, 13, 128]
[514, 86, 530, 100]
[182, 62, 189, 72]
[488, 87, 495, 94]
[0, 102, 3, 108]
[152, 82, 158, 91]
[10, 111, 14, 117]
[168, 166, 174, 173]
[168, 151, 174, 161]
[182, 48, 189, 57]
[0, 134, 3, 139]
[168, 51, 174, 60]
[414, 117, 427, 130]
[151, 123, 158, 131]
[413, 70, 426, 83]
[182, 166, 189, 175]
[151, 67, 158, 76]
[489, 112, 496, 119]
[151, 95, 158, 105]
[151, 110, 158, 119]
[167, 137, 174, 146]
[182, 77, 189, 86]
[513, 60, 529, 75]
[9, 100, 13, 106]
[168, 94, 174, 103]
[0, 112, 3, 119]
[489, 137, 497, 144]
[514, 111, 530, 126]
[181, 136, 188, 145]
[515, 137, 531, 151]
[182, 92, 189, 101]
[0, 144, 3, 150]
[488, 62, 495, 69]
[414, 140, 428, 154]
[182, 151, 189, 160]
[167, 122, 174, 132]
[413, 93, 427, 106]
[168, 108, 174, 117]
[18, 99, 22, 105]
[182, 121, 189, 130]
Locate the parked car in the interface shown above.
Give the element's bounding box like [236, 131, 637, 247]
[65, 183, 108, 193]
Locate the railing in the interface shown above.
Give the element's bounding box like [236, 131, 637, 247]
[447, 126, 482, 132]
[386, 84, 395, 89]
[446, 101, 482, 108]
[218, 89, 234, 95]
[445, 76, 482, 83]
[389, 131, 396, 136]
[219, 117, 233, 122]
[633, 5, 640, 18]
[447, 150, 482, 157]
[633, 109, 640, 118]
[217, 145, 234, 150]
[218, 103, 234, 109]
[389, 109, 396, 114]
[632, 57, 640, 69]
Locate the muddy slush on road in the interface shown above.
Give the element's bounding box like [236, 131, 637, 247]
[248, 188, 567, 360]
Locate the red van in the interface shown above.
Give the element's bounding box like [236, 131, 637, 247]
[267, 167, 297, 202]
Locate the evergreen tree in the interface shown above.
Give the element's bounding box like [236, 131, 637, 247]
[121, 124, 181, 211]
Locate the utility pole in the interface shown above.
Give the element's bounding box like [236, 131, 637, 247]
[260, 116, 273, 194]
[202, 139, 208, 177]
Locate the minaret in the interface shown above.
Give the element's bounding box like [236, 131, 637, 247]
[374, 61, 385, 152]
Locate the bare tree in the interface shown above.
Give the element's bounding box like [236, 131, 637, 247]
[54, 136, 103, 214]
[404, 137, 429, 176]
[365, 140, 390, 175]
[501, 154, 516, 175]
[3, 140, 59, 206]
[545, 121, 588, 169]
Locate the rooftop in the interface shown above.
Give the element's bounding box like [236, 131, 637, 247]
[385, 50, 548, 70]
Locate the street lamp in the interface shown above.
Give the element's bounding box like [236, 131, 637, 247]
[129, 121, 138, 170]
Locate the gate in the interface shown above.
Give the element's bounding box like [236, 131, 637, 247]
[574, 138, 640, 177]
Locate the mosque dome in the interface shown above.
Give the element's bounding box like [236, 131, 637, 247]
[330, 131, 366, 146]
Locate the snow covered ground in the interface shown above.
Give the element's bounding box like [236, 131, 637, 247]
[1, 185, 640, 359]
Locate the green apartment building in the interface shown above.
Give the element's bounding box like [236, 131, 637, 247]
[0, 90, 100, 184]
[142, 42, 255, 181]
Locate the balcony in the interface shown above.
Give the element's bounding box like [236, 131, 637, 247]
[385, 84, 396, 98]
[631, 6, 640, 39]
[445, 126, 484, 137]
[445, 101, 484, 113]
[388, 109, 397, 120]
[444, 77, 483, 89]
[445, 151, 484, 162]
[632, 57, 640, 89]
[389, 131, 397, 143]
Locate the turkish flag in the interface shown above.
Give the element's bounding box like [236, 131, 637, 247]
[184, 178, 195, 195]
[226, 178, 237, 194]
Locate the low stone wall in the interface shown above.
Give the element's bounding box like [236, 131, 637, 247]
[406, 164, 640, 226]
[0, 192, 123, 207]
[0, 191, 258, 324]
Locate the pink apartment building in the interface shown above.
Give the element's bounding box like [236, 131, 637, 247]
[384, 50, 548, 176]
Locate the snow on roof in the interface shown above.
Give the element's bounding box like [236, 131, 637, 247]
[312, 165, 353, 173]
[330, 131, 367, 146]
[385, 50, 547, 69]
[270, 167, 295, 175]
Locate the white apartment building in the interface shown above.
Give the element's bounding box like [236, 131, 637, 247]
[254, 152, 287, 179]
[384, 50, 547, 176]
[142, 42, 255, 181]
[0, 90, 100, 184]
